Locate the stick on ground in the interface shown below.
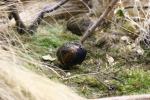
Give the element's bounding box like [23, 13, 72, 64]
[80, 0, 119, 43]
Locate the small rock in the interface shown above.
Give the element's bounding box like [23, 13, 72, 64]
[121, 36, 131, 44]
[42, 55, 56, 61]
[106, 54, 115, 66]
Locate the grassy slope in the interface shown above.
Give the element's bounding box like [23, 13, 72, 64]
[1, 0, 149, 99]
[19, 21, 150, 99]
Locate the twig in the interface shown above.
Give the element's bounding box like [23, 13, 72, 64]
[80, 0, 119, 43]
[125, 6, 150, 10]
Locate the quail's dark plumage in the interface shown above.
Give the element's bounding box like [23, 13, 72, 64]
[57, 42, 87, 69]
[67, 16, 93, 36]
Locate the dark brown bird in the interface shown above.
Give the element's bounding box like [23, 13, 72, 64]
[56, 42, 87, 69]
[67, 16, 93, 36]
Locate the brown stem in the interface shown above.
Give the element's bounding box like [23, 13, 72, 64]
[80, 0, 119, 44]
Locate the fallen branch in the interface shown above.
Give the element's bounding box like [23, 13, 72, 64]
[8, 4, 27, 34]
[80, 0, 119, 43]
[27, 0, 69, 34]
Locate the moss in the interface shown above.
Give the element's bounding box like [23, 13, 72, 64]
[122, 21, 136, 33]
[113, 68, 150, 95]
[24, 23, 79, 57]
[16, 21, 150, 99]
[65, 75, 107, 98]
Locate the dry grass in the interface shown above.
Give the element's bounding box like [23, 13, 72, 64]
[119, 0, 150, 48]
[0, 48, 85, 100]
[0, 0, 150, 100]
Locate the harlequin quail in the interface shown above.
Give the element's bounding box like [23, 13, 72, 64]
[67, 16, 93, 36]
[56, 42, 87, 69]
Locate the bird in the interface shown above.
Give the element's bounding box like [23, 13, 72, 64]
[67, 16, 93, 36]
[56, 42, 87, 69]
